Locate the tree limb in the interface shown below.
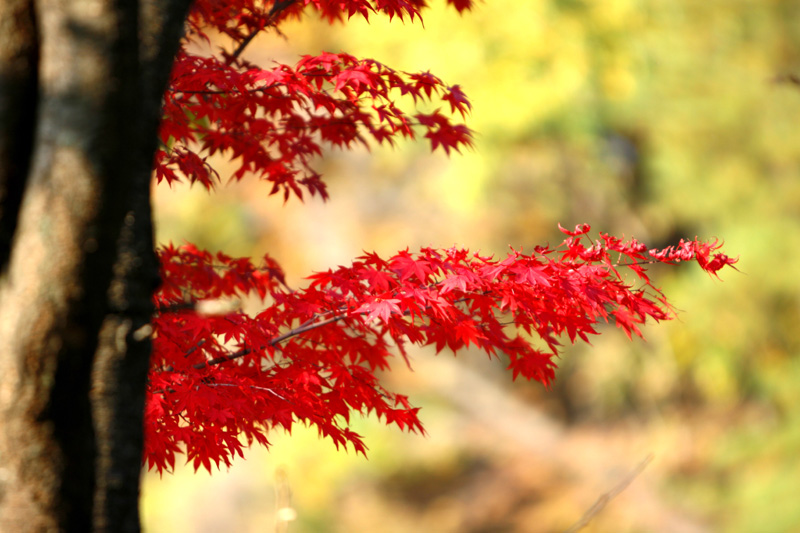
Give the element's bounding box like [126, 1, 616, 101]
[563, 454, 655, 533]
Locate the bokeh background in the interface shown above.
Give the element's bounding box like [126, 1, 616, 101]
[142, 1, 800, 531]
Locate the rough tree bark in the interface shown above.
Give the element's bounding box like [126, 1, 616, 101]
[0, 0, 190, 530]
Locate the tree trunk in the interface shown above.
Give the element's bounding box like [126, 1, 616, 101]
[0, 0, 189, 529]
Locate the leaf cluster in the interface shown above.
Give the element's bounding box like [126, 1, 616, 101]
[155, 0, 473, 199]
[147, 225, 735, 472]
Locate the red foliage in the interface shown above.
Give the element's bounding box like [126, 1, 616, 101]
[146, 0, 737, 473]
[156, 0, 474, 200]
[146, 230, 736, 473]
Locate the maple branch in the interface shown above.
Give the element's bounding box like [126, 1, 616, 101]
[197, 348, 253, 368]
[227, 31, 260, 63]
[563, 454, 654, 533]
[155, 302, 196, 314]
[206, 382, 288, 401]
[187, 289, 483, 372]
[272, 314, 347, 344]
[166, 117, 425, 147]
[228, 0, 298, 63]
[190, 313, 350, 370]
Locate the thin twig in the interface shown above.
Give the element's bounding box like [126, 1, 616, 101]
[206, 382, 288, 401]
[190, 313, 350, 370]
[563, 454, 654, 533]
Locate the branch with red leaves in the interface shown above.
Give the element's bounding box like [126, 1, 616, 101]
[146, 0, 737, 475]
[155, 0, 474, 198]
[144, 226, 736, 473]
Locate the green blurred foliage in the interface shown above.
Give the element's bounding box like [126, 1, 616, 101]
[147, 1, 800, 531]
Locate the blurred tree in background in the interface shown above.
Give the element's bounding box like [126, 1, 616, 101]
[147, 1, 800, 532]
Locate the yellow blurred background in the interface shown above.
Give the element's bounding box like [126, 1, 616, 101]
[143, 1, 800, 531]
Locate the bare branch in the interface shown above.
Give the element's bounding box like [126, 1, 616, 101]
[563, 454, 654, 533]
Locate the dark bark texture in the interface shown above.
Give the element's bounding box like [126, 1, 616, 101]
[0, 0, 190, 530]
